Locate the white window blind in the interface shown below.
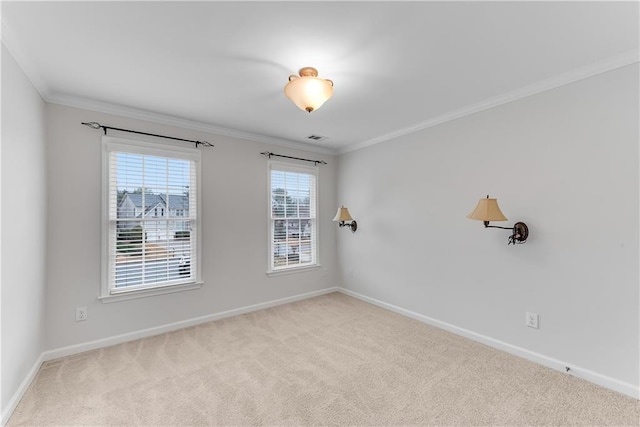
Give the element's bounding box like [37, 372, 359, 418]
[269, 162, 318, 272]
[103, 137, 200, 299]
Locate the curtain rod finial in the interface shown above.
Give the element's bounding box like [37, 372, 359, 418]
[81, 121, 102, 130]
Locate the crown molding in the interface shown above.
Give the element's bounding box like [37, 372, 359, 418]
[339, 49, 640, 155]
[0, 10, 337, 156]
[4, 12, 636, 158]
[1, 15, 336, 156]
[46, 93, 338, 156]
[1, 17, 50, 100]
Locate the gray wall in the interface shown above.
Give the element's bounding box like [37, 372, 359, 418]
[3, 42, 639, 420]
[44, 104, 339, 350]
[336, 64, 639, 388]
[1, 45, 48, 416]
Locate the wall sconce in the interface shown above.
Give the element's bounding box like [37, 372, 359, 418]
[467, 195, 528, 245]
[333, 206, 357, 233]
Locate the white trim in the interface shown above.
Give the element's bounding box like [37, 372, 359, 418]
[266, 264, 321, 277]
[1, 353, 44, 426]
[101, 135, 202, 300]
[43, 287, 339, 362]
[2, 287, 338, 425]
[4, 285, 636, 425]
[1, 17, 333, 155]
[98, 281, 203, 304]
[5, 14, 635, 158]
[337, 287, 640, 400]
[339, 49, 640, 154]
[49, 93, 338, 156]
[104, 137, 201, 161]
[268, 160, 320, 176]
[4, 9, 637, 159]
[267, 161, 320, 274]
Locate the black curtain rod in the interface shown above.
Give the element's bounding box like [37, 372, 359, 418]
[260, 151, 327, 165]
[81, 122, 213, 148]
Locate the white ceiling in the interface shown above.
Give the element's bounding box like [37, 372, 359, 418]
[2, 1, 638, 154]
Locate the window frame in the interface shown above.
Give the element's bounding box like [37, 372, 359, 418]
[267, 160, 320, 275]
[100, 136, 203, 303]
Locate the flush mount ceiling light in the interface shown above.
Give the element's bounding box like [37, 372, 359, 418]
[285, 67, 333, 113]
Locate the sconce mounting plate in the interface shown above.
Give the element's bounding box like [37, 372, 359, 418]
[512, 222, 528, 244]
[338, 220, 357, 233]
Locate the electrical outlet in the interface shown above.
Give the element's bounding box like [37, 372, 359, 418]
[526, 312, 539, 329]
[323, 268, 328, 277]
[76, 307, 88, 322]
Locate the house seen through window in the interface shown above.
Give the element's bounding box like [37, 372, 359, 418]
[103, 137, 200, 299]
[269, 162, 318, 272]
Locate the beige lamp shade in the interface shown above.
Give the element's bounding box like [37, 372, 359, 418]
[467, 197, 508, 222]
[333, 206, 353, 222]
[285, 67, 333, 113]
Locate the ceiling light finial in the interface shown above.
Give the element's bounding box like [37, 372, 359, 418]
[285, 67, 333, 113]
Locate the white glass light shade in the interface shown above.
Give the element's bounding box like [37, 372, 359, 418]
[285, 67, 333, 113]
[467, 198, 508, 222]
[333, 206, 353, 222]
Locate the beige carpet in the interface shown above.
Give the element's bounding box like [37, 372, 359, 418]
[8, 292, 640, 426]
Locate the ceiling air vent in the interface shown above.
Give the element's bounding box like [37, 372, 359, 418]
[307, 135, 329, 142]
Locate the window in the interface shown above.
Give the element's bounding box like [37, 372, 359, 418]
[101, 136, 201, 302]
[268, 161, 318, 273]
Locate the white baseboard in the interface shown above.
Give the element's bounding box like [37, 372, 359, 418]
[5, 285, 636, 426]
[1, 353, 44, 426]
[2, 286, 338, 425]
[337, 287, 640, 400]
[43, 287, 339, 361]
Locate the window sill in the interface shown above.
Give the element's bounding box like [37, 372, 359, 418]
[266, 264, 321, 277]
[99, 281, 203, 304]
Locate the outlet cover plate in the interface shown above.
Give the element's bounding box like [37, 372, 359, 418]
[526, 312, 539, 329]
[76, 307, 88, 322]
